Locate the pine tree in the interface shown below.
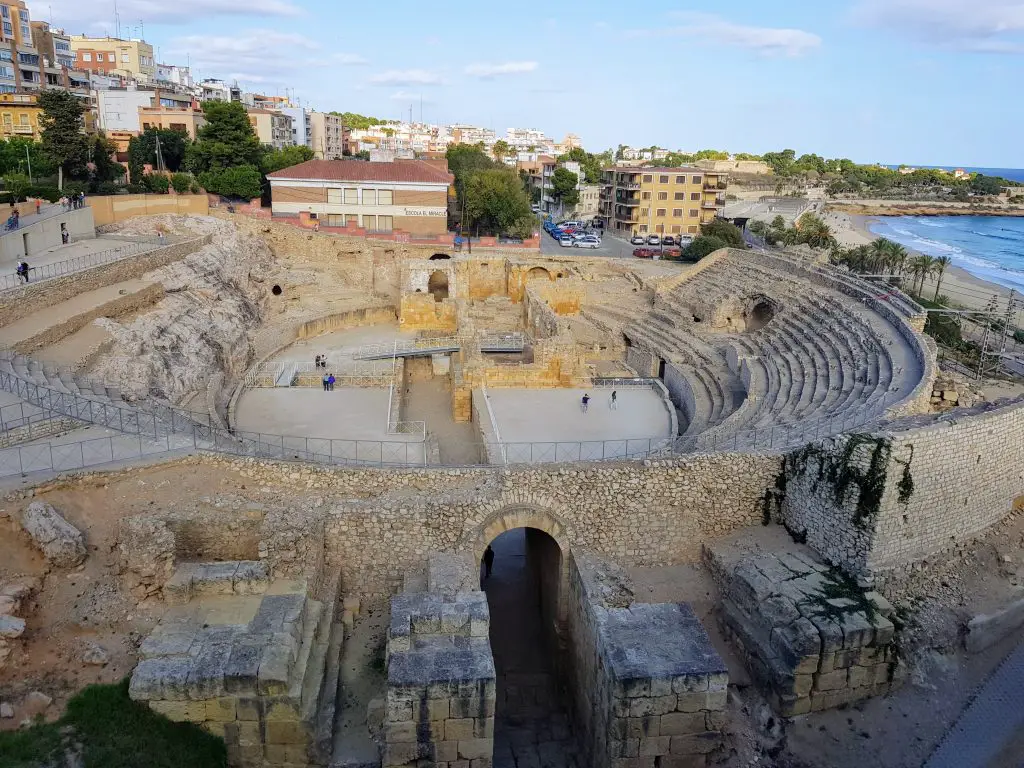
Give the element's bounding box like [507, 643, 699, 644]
[37, 90, 88, 190]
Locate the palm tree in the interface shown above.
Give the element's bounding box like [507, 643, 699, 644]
[869, 238, 893, 274]
[888, 242, 909, 277]
[908, 255, 936, 297]
[932, 255, 952, 302]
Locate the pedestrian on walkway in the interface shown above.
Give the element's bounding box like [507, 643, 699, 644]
[581, 393, 590, 413]
[328, 373, 335, 391]
[314, 354, 321, 369]
[34, 198, 40, 215]
[483, 545, 494, 578]
[609, 390, 618, 410]
[322, 372, 330, 391]
[15, 261, 29, 283]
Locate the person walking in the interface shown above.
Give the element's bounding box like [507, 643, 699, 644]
[483, 545, 494, 579]
[315, 354, 321, 369]
[16, 261, 29, 283]
[322, 372, 330, 392]
[609, 390, 618, 410]
[34, 198, 40, 215]
[581, 393, 590, 413]
[328, 373, 336, 391]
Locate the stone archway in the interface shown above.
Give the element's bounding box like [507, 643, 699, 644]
[468, 504, 570, 565]
[429, 253, 451, 260]
[526, 266, 553, 282]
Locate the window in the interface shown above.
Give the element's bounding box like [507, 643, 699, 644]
[642, 174, 652, 183]
[121, 52, 130, 63]
[327, 188, 342, 204]
[640, 208, 649, 218]
[671, 225, 681, 234]
[327, 214, 343, 227]
[343, 188, 358, 204]
[0, 7, 7, 18]
[688, 225, 698, 233]
[2, 112, 10, 126]
[108, 53, 115, 62]
[18, 113, 27, 125]
[672, 209, 682, 217]
[362, 189, 376, 205]
[19, 23, 28, 40]
[377, 215, 393, 232]
[81, 51, 90, 61]
[377, 189, 392, 205]
[641, 191, 651, 200]
[674, 192, 684, 200]
[675, 175, 685, 184]
[2, 21, 11, 36]
[655, 224, 664, 233]
[638, 224, 647, 233]
[690, 192, 700, 201]
[692, 175, 702, 184]
[362, 214, 376, 230]
[689, 209, 699, 217]
[659, 175, 669, 183]
[344, 214, 358, 226]
[0, 50, 10, 61]
[656, 208, 666, 217]
[657, 192, 667, 200]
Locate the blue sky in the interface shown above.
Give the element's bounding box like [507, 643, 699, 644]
[33, 0, 1024, 167]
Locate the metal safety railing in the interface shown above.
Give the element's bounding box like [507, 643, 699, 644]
[0, 240, 161, 292]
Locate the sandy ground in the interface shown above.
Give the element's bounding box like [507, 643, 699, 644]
[484, 387, 673, 445]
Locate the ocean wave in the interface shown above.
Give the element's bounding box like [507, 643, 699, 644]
[914, 218, 945, 228]
[955, 253, 1003, 270]
[970, 230, 1023, 242]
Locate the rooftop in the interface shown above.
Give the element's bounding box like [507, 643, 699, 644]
[604, 165, 723, 174]
[267, 158, 455, 185]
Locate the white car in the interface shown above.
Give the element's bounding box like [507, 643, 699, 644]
[647, 234, 661, 245]
[558, 235, 575, 247]
[630, 235, 645, 245]
[574, 236, 601, 249]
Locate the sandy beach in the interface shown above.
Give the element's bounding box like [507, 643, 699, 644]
[824, 210, 1022, 321]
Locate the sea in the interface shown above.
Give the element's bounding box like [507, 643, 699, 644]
[882, 165, 1024, 183]
[866, 215, 1024, 293]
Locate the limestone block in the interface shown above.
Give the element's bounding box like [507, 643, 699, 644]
[129, 657, 193, 701]
[0, 616, 25, 639]
[385, 720, 417, 743]
[872, 615, 896, 647]
[224, 638, 265, 694]
[814, 668, 848, 692]
[236, 697, 261, 721]
[837, 611, 875, 649]
[190, 562, 239, 596]
[265, 719, 306, 745]
[434, 740, 459, 762]
[186, 640, 233, 700]
[671, 675, 709, 694]
[232, 561, 270, 595]
[660, 712, 707, 736]
[626, 715, 660, 738]
[770, 618, 821, 666]
[148, 699, 206, 722]
[445, 718, 475, 741]
[139, 624, 198, 658]
[264, 701, 301, 721]
[257, 641, 295, 696]
[205, 697, 237, 722]
[201, 721, 226, 739]
[630, 695, 677, 717]
[19, 502, 86, 568]
[457, 739, 492, 760]
[670, 732, 720, 755]
[639, 735, 672, 756]
[847, 665, 871, 689]
[610, 738, 640, 758]
[162, 566, 195, 605]
[426, 698, 450, 721]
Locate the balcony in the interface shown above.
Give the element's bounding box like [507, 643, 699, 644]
[616, 196, 640, 206]
[11, 125, 33, 134]
[702, 199, 725, 209]
[619, 181, 641, 190]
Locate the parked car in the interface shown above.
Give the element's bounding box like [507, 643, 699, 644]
[558, 235, 575, 247]
[663, 235, 676, 246]
[647, 234, 661, 246]
[633, 248, 654, 258]
[630, 235, 646, 245]
[574, 236, 601, 249]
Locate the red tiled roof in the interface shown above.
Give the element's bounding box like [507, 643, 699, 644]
[267, 159, 454, 185]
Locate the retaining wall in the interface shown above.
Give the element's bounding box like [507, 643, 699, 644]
[86, 194, 209, 226]
[0, 236, 211, 327]
[0, 207, 95, 261]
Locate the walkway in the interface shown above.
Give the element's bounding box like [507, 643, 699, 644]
[925, 641, 1024, 768]
[483, 529, 578, 768]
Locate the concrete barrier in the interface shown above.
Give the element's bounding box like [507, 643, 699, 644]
[0, 207, 95, 261]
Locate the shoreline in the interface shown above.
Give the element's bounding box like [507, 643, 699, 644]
[826, 201, 1024, 218]
[823, 211, 1022, 317]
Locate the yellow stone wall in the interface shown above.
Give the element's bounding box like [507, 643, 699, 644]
[399, 294, 458, 331]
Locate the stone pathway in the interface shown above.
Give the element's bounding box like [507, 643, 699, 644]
[925, 641, 1024, 768]
[484, 528, 579, 768]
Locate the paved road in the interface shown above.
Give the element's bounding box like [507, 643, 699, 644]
[925, 641, 1024, 768]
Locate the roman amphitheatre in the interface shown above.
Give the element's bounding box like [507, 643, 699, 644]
[1, 205, 1023, 768]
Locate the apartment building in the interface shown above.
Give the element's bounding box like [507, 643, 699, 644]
[70, 35, 155, 79]
[138, 103, 205, 139]
[573, 184, 601, 219]
[96, 87, 193, 132]
[247, 108, 294, 149]
[199, 79, 240, 102]
[280, 106, 312, 149]
[450, 124, 495, 147]
[598, 166, 728, 237]
[308, 111, 346, 159]
[267, 158, 453, 237]
[155, 63, 192, 89]
[0, 91, 37, 138]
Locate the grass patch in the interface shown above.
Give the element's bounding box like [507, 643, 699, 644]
[0, 679, 226, 768]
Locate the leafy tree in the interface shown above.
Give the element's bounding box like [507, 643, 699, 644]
[693, 149, 729, 161]
[198, 165, 263, 200]
[761, 149, 796, 176]
[447, 143, 496, 220]
[86, 134, 124, 190]
[0, 138, 55, 177]
[700, 218, 745, 247]
[550, 167, 579, 209]
[37, 90, 88, 189]
[682, 235, 727, 261]
[662, 151, 695, 167]
[3, 171, 30, 201]
[770, 215, 786, 230]
[793, 214, 836, 250]
[492, 140, 512, 164]
[747, 219, 768, 237]
[464, 168, 533, 237]
[127, 128, 190, 182]
[261, 145, 314, 174]
[330, 112, 393, 130]
[970, 174, 1003, 195]
[558, 147, 603, 183]
[186, 101, 263, 174]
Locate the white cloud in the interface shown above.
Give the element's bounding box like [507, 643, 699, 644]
[31, 0, 301, 30]
[464, 61, 539, 78]
[331, 53, 369, 65]
[368, 69, 444, 86]
[852, 0, 1024, 52]
[630, 12, 821, 57]
[165, 30, 317, 87]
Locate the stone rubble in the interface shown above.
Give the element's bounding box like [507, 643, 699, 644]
[18, 501, 87, 568]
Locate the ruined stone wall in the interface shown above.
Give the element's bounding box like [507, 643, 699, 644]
[522, 287, 565, 340]
[460, 258, 509, 301]
[0, 236, 210, 328]
[626, 347, 658, 377]
[778, 399, 1024, 579]
[295, 305, 397, 339]
[399, 294, 458, 331]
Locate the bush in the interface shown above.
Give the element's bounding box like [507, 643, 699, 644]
[143, 174, 170, 194]
[700, 218, 745, 247]
[171, 172, 193, 194]
[91, 181, 120, 196]
[124, 183, 146, 194]
[681, 235, 728, 261]
[189, 182, 202, 195]
[24, 185, 61, 202]
[62, 181, 86, 198]
[197, 165, 262, 200]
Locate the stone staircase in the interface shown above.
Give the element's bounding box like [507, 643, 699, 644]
[131, 563, 342, 767]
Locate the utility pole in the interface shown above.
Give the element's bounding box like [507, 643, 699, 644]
[25, 145, 32, 185]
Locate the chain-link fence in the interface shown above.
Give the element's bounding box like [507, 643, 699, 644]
[0, 240, 161, 292]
